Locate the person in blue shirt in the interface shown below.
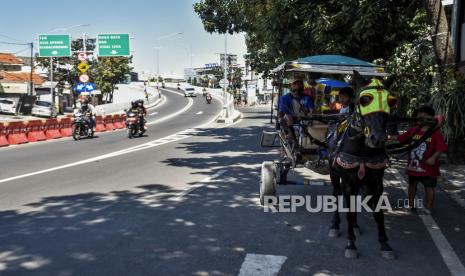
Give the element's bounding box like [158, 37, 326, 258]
[278, 78, 314, 142]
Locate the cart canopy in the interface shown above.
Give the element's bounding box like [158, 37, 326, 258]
[271, 55, 387, 76]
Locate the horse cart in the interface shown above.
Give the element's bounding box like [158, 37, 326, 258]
[259, 55, 444, 259]
[259, 55, 390, 205]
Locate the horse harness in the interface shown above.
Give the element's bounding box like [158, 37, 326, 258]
[332, 114, 389, 180]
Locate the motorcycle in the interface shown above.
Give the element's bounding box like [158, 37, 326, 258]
[72, 112, 94, 140]
[206, 94, 212, 104]
[126, 112, 145, 139]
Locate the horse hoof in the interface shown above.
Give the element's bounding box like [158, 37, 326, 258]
[354, 227, 362, 236]
[345, 249, 358, 259]
[381, 250, 396, 260]
[328, 228, 340, 238]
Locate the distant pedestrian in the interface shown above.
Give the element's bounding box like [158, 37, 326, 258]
[389, 106, 447, 214]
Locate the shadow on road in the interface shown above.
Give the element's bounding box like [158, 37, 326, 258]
[0, 107, 460, 275]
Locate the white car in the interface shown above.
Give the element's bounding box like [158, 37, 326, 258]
[0, 98, 16, 115]
[31, 101, 57, 118]
[184, 87, 197, 97]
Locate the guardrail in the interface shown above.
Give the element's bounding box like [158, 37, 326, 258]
[0, 114, 129, 148]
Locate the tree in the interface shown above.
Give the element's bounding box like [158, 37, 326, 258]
[194, 0, 423, 75]
[94, 57, 133, 103]
[230, 67, 243, 89]
[422, 0, 455, 69]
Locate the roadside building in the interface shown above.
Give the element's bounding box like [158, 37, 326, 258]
[0, 53, 23, 72]
[0, 53, 45, 114]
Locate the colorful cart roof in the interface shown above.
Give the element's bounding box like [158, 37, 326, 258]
[271, 55, 387, 76]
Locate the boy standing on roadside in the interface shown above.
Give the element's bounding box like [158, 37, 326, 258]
[390, 106, 447, 214]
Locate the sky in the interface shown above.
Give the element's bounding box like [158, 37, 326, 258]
[0, 0, 247, 78]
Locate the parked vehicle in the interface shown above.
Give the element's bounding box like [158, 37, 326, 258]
[126, 112, 145, 138]
[184, 87, 197, 97]
[0, 98, 17, 115]
[31, 101, 57, 118]
[72, 112, 94, 140]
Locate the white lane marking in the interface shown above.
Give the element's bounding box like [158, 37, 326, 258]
[0, 99, 237, 184]
[170, 170, 227, 202]
[149, 112, 158, 116]
[387, 169, 465, 276]
[147, 90, 194, 125]
[238, 254, 287, 276]
[0, 130, 192, 184]
[146, 95, 166, 111]
[196, 111, 203, 115]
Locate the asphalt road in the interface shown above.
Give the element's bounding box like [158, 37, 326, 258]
[0, 99, 464, 275]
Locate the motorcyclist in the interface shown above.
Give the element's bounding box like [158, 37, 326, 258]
[206, 92, 212, 104]
[136, 99, 147, 130]
[126, 101, 140, 126]
[78, 99, 96, 131]
[202, 87, 207, 97]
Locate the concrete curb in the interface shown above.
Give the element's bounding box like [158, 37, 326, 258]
[216, 110, 242, 124]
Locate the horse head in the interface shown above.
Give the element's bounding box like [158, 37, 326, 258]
[353, 71, 397, 148]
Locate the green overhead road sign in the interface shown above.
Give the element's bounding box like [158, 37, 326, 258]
[97, 34, 130, 57]
[38, 34, 71, 57]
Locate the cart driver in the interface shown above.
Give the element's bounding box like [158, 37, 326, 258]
[278, 77, 314, 141]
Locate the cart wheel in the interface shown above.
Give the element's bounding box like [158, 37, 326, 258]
[260, 161, 277, 205]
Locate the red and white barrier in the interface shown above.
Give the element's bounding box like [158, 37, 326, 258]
[0, 112, 129, 147]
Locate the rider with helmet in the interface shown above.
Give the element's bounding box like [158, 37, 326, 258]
[136, 99, 147, 130]
[78, 97, 96, 131]
[126, 100, 147, 130]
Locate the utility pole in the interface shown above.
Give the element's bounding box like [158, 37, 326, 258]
[50, 56, 54, 107]
[29, 42, 33, 96]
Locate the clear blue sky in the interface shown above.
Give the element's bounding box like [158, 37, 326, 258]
[0, 0, 247, 78]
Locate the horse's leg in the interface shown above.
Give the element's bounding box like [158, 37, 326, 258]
[353, 184, 362, 236]
[328, 164, 341, 238]
[368, 170, 395, 260]
[342, 173, 358, 258]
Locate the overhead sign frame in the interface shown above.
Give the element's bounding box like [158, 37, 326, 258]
[97, 33, 131, 57]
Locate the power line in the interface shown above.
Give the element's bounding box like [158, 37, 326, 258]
[12, 46, 32, 55]
[0, 33, 27, 44]
[0, 40, 30, 46]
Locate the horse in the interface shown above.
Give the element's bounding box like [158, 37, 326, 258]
[326, 120, 361, 239]
[326, 71, 398, 259]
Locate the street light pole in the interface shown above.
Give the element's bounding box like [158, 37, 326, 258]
[223, 34, 228, 100]
[83, 33, 86, 53]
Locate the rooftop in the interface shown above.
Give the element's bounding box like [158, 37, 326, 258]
[0, 53, 23, 65]
[0, 71, 44, 85]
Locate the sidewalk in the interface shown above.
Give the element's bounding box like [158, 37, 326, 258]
[440, 165, 465, 208]
[390, 158, 465, 209]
